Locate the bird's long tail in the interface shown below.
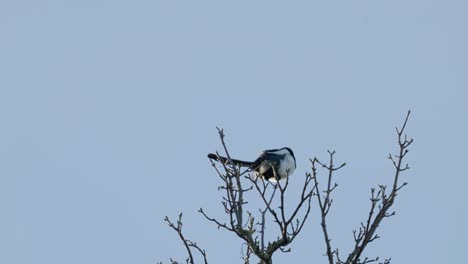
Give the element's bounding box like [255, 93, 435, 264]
[207, 153, 254, 167]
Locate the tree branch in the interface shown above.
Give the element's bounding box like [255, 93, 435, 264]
[164, 213, 208, 264]
[312, 151, 346, 264]
[344, 110, 413, 264]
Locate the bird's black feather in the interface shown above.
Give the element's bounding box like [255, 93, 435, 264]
[207, 153, 254, 167]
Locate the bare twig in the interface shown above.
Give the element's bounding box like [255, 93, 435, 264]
[164, 213, 208, 264]
[311, 151, 346, 264]
[242, 242, 252, 264]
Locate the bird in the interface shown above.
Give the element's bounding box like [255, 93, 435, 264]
[207, 147, 296, 182]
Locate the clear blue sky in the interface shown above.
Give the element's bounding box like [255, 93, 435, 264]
[1, 1, 466, 263]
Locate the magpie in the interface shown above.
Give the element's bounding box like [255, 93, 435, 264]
[207, 147, 296, 182]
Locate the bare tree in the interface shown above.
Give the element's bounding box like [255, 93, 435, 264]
[162, 111, 413, 264]
[199, 127, 316, 264]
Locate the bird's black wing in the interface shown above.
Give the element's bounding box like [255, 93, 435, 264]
[252, 152, 285, 180]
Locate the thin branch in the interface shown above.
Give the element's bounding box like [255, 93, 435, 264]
[165, 213, 208, 264]
[312, 152, 346, 264]
[242, 242, 252, 264]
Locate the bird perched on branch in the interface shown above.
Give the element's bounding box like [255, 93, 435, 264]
[207, 148, 296, 182]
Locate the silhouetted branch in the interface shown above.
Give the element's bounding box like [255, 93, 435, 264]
[241, 242, 252, 264]
[311, 151, 346, 264]
[164, 213, 208, 264]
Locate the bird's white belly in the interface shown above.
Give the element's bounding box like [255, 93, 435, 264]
[277, 154, 296, 180]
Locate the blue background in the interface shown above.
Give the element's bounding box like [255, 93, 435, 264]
[1, 1, 466, 263]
